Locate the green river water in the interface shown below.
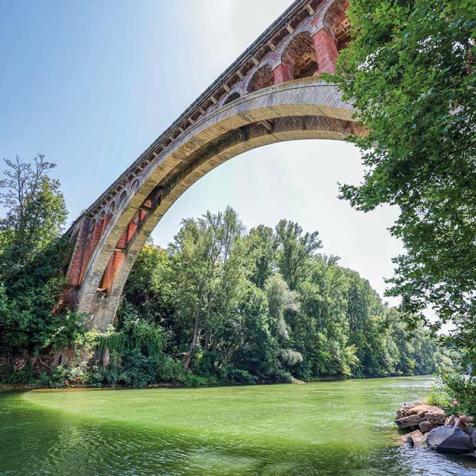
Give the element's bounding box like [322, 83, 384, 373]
[1, 376, 475, 475]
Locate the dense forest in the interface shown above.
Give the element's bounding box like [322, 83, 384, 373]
[0, 157, 447, 387]
[112, 207, 446, 386]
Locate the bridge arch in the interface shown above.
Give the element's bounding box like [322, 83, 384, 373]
[247, 64, 274, 93]
[63, 0, 356, 330]
[70, 79, 360, 329]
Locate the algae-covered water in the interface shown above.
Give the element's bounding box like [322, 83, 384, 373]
[1, 376, 475, 475]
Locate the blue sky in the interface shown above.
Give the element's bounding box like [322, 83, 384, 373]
[0, 0, 403, 302]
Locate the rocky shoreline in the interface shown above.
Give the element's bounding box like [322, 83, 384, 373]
[396, 402, 476, 458]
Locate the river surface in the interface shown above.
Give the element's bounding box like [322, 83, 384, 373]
[1, 376, 475, 475]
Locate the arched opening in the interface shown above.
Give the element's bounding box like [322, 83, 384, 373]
[282, 32, 318, 79]
[223, 92, 241, 105]
[75, 81, 359, 329]
[335, 18, 351, 51]
[323, 0, 349, 52]
[247, 65, 274, 93]
[118, 190, 127, 206]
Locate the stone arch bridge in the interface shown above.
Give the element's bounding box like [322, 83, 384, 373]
[64, 0, 361, 330]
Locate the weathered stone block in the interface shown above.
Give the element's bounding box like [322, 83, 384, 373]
[419, 420, 436, 434]
[407, 429, 427, 448]
[396, 401, 420, 420]
[396, 414, 424, 430]
[426, 410, 446, 426]
[407, 403, 443, 417]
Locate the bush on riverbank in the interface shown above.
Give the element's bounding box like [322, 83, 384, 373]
[443, 375, 476, 418]
[427, 378, 453, 409]
[428, 375, 476, 419]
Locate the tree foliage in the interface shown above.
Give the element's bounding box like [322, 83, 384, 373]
[0, 156, 447, 387]
[0, 156, 81, 375]
[117, 208, 446, 385]
[0, 155, 67, 273]
[333, 0, 476, 366]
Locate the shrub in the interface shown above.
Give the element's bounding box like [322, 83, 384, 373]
[157, 357, 186, 384]
[443, 373, 476, 418]
[427, 377, 452, 408]
[183, 373, 212, 387]
[119, 349, 159, 388]
[37, 364, 88, 388]
[274, 370, 293, 384]
[2, 364, 36, 384]
[221, 367, 257, 385]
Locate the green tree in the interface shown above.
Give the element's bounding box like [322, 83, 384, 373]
[265, 273, 302, 379]
[247, 225, 276, 288]
[275, 220, 322, 290]
[119, 208, 444, 387]
[169, 207, 249, 370]
[0, 155, 67, 274]
[297, 256, 358, 378]
[121, 243, 175, 323]
[222, 283, 278, 383]
[0, 156, 81, 375]
[334, 0, 476, 366]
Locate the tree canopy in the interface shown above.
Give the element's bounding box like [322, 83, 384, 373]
[333, 0, 476, 367]
[0, 156, 81, 375]
[115, 208, 447, 386]
[0, 157, 448, 387]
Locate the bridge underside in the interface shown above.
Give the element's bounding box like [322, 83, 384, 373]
[63, 0, 359, 330]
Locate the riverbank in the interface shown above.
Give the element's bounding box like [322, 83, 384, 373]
[0, 372, 434, 391]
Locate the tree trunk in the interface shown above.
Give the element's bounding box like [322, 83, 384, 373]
[184, 313, 200, 370]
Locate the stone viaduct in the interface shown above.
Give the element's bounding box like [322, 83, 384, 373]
[64, 0, 360, 330]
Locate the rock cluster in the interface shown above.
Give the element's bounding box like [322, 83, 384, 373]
[396, 402, 446, 433]
[396, 402, 476, 457]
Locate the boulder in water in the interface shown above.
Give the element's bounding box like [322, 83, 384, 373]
[427, 425, 474, 454]
[407, 429, 427, 448]
[396, 413, 424, 430]
[419, 420, 436, 434]
[426, 410, 446, 426]
[396, 402, 446, 431]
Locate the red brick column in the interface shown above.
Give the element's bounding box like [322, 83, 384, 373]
[273, 63, 293, 84]
[313, 29, 339, 74]
[78, 216, 105, 285]
[99, 250, 125, 294]
[66, 219, 90, 288]
[126, 212, 140, 243]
